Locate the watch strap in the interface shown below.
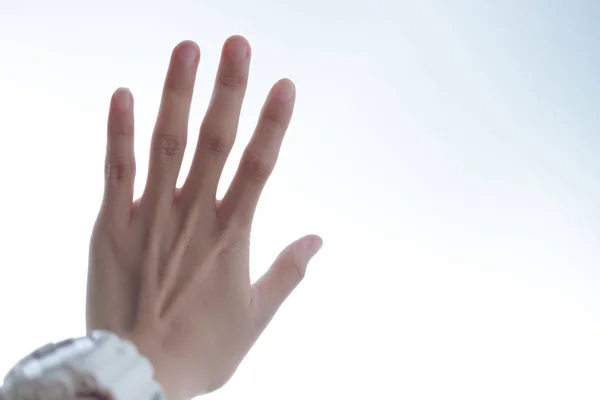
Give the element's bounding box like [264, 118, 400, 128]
[1, 331, 164, 400]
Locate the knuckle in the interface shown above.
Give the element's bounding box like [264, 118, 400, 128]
[200, 129, 234, 156]
[219, 231, 249, 256]
[240, 152, 273, 183]
[108, 125, 131, 137]
[154, 133, 185, 158]
[168, 85, 193, 99]
[261, 108, 284, 129]
[105, 161, 135, 181]
[291, 252, 306, 282]
[166, 73, 195, 96]
[218, 70, 247, 88]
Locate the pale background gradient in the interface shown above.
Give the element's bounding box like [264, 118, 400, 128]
[0, 0, 599, 399]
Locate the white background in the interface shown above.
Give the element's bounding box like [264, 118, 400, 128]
[0, 1, 599, 399]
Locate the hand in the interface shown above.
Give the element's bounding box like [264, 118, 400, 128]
[86, 36, 322, 400]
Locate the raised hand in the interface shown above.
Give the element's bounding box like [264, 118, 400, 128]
[87, 36, 322, 400]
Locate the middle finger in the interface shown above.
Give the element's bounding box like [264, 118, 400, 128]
[142, 40, 200, 206]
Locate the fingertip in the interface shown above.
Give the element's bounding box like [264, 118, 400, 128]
[225, 35, 251, 61]
[177, 39, 200, 53]
[227, 34, 250, 44]
[302, 234, 323, 254]
[112, 87, 132, 112]
[272, 78, 295, 102]
[175, 40, 200, 66]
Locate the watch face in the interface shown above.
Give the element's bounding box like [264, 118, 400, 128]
[30, 343, 57, 360]
[89, 330, 112, 346]
[32, 339, 74, 359]
[13, 337, 95, 379]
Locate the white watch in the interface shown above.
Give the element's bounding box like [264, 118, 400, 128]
[0, 330, 165, 400]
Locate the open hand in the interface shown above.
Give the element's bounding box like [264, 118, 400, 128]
[86, 36, 322, 400]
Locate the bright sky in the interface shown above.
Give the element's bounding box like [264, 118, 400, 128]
[1, 1, 599, 399]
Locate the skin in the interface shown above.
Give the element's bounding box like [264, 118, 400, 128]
[86, 36, 323, 400]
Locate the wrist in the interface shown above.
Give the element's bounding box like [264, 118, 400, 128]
[126, 332, 190, 400]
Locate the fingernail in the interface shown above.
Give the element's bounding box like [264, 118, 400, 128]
[178, 42, 199, 66]
[114, 88, 131, 111]
[227, 37, 248, 62]
[273, 79, 295, 102]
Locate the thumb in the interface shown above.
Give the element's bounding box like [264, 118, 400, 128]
[251, 234, 323, 330]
